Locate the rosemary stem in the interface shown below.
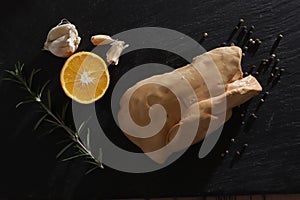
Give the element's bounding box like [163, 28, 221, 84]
[38, 94, 98, 162]
[13, 68, 100, 167]
[40, 92, 98, 163]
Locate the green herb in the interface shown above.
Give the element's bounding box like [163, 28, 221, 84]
[4, 62, 103, 174]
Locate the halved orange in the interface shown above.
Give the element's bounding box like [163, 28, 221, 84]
[60, 51, 110, 104]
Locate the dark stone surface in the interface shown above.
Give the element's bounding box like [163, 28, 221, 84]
[0, 0, 299, 199]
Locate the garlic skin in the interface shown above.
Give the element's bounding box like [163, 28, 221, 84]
[106, 40, 129, 65]
[91, 35, 115, 46]
[44, 20, 81, 58]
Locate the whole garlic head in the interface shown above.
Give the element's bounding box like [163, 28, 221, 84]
[44, 19, 81, 57]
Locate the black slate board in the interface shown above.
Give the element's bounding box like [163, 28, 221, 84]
[0, 0, 300, 199]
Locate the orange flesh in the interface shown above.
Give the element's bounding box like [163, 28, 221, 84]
[60, 52, 109, 104]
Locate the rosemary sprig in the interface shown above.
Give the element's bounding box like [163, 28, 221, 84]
[4, 62, 103, 173]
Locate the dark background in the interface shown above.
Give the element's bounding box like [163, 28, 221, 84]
[0, 0, 300, 199]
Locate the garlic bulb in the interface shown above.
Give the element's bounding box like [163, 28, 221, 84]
[90, 34, 115, 45]
[106, 40, 129, 65]
[44, 19, 81, 58]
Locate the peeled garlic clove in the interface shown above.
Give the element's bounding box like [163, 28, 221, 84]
[91, 34, 115, 45]
[44, 19, 81, 57]
[106, 40, 129, 65]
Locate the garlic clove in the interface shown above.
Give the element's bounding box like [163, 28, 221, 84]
[43, 19, 81, 58]
[45, 24, 73, 42]
[106, 40, 129, 65]
[47, 34, 77, 57]
[90, 34, 115, 46]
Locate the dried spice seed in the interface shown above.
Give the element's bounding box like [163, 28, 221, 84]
[236, 26, 247, 45]
[263, 54, 276, 73]
[227, 26, 239, 43]
[237, 18, 245, 28]
[268, 66, 280, 85]
[255, 91, 269, 112]
[272, 67, 285, 87]
[271, 58, 280, 74]
[242, 30, 253, 48]
[251, 39, 262, 56]
[220, 42, 227, 47]
[248, 65, 256, 75]
[199, 32, 208, 44]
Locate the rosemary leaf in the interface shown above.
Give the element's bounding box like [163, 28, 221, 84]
[28, 68, 41, 88]
[15, 99, 36, 108]
[84, 160, 99, 165]
[38, 80, 50, 98]
[47, 89, 51, 110]
[77, 121, 87, 136]
[4, 69, 17, 76]
[43, 125, 60, 135]
[34, 113, 48, 130]
[44, 118, 60, 126]
[2, 77, 21, 84]
[16, 62, 24, 71]
[62, 153, 87, 161]
[61, 101, 69, 121]
[56, 138, 72, 145]
[56, 141, 74, 158]
[85, 166, 99, 175]
[86, 129, 90, 150]
[98, 147, 103, 165]
[77, 145, 87, 154]
[77, 116, 91, 136]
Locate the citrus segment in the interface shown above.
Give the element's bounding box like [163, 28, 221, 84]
[60, 51, 110, 104]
